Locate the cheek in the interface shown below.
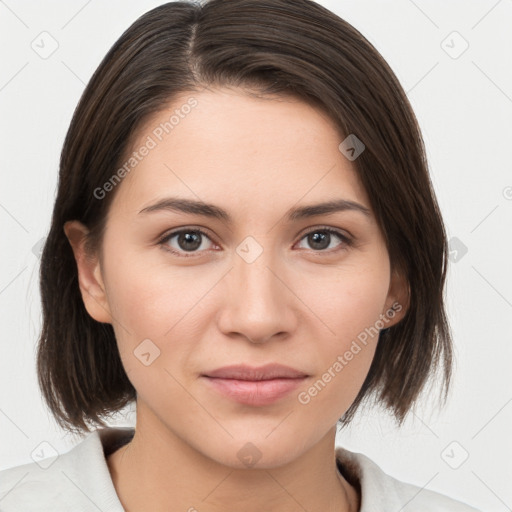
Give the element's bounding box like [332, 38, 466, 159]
[101, 254, 200, 394]
[103, 248, 212, 338]
[299, 258, 391, 342]
[101, 248, 225, 388]
[295, 264, 390, 415]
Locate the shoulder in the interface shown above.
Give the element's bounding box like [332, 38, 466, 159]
[0, 428, 129, 512]
[335, 446, 482, 512]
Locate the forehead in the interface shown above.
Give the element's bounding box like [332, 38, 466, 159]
[109, 87, 371, 217]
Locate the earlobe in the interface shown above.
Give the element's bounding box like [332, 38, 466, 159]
[382, 267, 410, 328]
[63, 221, 112, 324]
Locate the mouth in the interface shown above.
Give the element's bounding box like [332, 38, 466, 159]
[201, 364, 309, 406]
[202, 363, 309, 380]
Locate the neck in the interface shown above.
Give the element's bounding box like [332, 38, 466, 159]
[107, 408, 359, 512]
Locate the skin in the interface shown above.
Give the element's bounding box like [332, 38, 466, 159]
[65, 87, 408, 512]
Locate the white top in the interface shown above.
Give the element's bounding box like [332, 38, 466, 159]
[0, 427, 480, 511]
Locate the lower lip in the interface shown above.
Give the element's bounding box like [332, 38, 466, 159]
[202, 376, 308, 406]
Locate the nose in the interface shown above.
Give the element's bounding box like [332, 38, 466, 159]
[216, 244, 297, 344]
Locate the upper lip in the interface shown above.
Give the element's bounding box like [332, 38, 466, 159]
[203, 364, 308, 381]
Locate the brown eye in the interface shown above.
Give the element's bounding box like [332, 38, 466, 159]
[160, 228, 215, 257]
[296, 228, 352, 253]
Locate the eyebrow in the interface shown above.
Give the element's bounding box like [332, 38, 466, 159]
[138, 197, 371, 222]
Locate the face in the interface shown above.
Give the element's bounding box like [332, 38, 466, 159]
[67, 87, 407, 468]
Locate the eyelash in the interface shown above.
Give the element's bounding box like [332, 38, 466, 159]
[158, 226, 353, 258]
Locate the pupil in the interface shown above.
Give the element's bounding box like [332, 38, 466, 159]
[179, 232, 201, 251]
[310, 232, 329, 250]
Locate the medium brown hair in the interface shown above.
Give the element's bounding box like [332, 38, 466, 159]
[37, 0, 452, 433]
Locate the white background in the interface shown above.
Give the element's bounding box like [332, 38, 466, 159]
[0, 1, 511, 510]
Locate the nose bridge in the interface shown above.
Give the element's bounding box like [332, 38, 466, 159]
[220, 235, 294, 342]
[236, 235, 285, 307]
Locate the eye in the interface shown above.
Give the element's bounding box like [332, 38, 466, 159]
[159, 228, 217, 257]
[296, 227, 352, 253]
[158, 225, 353, 258]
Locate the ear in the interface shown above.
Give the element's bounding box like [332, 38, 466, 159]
[63, 220, 112, 324]
[381, 266, 409, 328]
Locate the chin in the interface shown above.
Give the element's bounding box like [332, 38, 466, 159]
[199, 432, 308, 470]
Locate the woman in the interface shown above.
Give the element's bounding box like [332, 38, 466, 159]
[0, 0, 480, 510]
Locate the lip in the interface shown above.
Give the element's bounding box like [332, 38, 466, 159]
[201, 364, 309, 406]
[203, 363, 308, 380]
